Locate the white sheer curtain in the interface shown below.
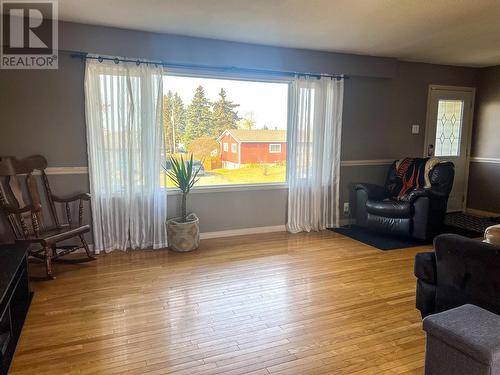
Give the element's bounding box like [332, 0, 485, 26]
[84, 58, 167, 253]
[287, 76, 344, 233]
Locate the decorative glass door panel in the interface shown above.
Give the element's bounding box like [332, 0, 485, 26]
[434, 100, 464, 157]
[425, 88, 474, 212]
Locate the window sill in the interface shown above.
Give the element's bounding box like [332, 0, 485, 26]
[166, 183, 288, 195]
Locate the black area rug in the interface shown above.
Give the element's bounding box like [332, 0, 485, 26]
[331, 226, 430, 250]
[331, 218, 485, 251]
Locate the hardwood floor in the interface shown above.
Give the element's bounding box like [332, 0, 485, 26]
[11, 230, 430, 375]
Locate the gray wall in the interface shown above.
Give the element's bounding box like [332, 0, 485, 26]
[0, 21, 480, 235]
[467, 66, 500, 213]
[339, 62, 477, 217]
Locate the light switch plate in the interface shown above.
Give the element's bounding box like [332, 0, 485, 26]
[412, 124, 420, 134]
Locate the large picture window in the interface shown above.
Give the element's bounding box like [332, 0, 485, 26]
[162, 74, 289, 187]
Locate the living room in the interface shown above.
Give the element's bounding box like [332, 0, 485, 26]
[0, 1, 499, 374]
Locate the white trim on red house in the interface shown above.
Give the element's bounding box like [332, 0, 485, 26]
[216, 130, 287, 144]
[233, 140, 287, 143]
[216, 130, 238, 143]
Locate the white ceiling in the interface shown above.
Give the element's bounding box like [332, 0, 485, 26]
[56, 0, 500, 67]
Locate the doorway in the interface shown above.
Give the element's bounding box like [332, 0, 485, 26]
[424, 85, 475, 212]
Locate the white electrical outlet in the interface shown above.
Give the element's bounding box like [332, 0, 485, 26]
[343, 202, 350, 215]
[412, 124, 420, 134]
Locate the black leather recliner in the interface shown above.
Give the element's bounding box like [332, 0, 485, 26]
[353, 161, 454, 240]
[415, 234, 500, 318]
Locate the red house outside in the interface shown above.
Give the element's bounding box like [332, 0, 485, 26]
[217, 129, 287, 169]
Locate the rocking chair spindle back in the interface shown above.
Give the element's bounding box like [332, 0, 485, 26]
[0, 155, 95, 279]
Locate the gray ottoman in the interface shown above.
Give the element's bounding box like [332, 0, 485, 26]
[423, 304, 500, 375]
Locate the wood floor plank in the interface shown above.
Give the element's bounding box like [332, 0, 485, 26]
[10, 231, 427, 374]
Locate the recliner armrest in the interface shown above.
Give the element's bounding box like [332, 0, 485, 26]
[354, 183, 387, 200]
[401, 188, 449, 203]
[414, 252, 436, 284]
[401, 189, 430, 202]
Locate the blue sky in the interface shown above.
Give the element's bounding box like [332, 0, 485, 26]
[163, 75, 288, 130]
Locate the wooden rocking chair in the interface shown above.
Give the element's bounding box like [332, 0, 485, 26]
[0, 155, 95, 279]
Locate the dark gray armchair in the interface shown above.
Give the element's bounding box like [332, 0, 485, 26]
[353, 161, 454, 240]
[415, 234, 500, 317]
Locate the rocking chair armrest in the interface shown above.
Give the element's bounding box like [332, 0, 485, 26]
[52, 193, 91, 203]
[1, 203, 42, 214]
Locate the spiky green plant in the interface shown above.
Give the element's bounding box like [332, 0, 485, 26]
[163, 154, 201, 223]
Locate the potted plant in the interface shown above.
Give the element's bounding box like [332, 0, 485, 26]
[164, 155, 201, 252]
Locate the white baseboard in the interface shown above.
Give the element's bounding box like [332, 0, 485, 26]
[465, 208, 500, 217]
[200, 225, 286, 239]
[85, 223, 363, 251]
[81, 229, 288, 254]
[87, 223, 349, 248]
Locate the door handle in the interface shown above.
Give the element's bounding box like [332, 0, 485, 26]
[427, 144, 434, 157]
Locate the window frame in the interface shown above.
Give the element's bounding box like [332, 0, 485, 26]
[231, 143, 237, 153]
[269, 144, 282, 153]
[223, 142, 229, 152]
[162, 69, 291, 192]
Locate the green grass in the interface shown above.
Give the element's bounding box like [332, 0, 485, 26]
[166, 164, 286, 187]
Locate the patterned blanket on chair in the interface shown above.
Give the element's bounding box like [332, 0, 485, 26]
[387, 157, 439, 200]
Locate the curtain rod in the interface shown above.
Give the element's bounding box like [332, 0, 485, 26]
[68, 51, 347, 80]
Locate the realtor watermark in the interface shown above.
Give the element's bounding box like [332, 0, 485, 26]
[1, 0, 58, 69]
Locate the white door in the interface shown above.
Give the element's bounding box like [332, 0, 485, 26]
[425, 86, 474, 212]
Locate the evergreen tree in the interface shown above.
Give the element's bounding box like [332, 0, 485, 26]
[171, 93, 186, 149]
[211, 88, 240, 137]
[183, 85, 213, 146]
[163, 91, 174, 153]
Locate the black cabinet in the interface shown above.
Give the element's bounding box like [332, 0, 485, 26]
[0, 244, 31, 375]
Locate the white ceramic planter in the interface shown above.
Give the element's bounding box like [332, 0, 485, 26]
[166, 213, 200, 252]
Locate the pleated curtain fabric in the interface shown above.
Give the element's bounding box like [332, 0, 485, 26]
[287, 76, 344, 233]
[84, 58, 167, 253]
